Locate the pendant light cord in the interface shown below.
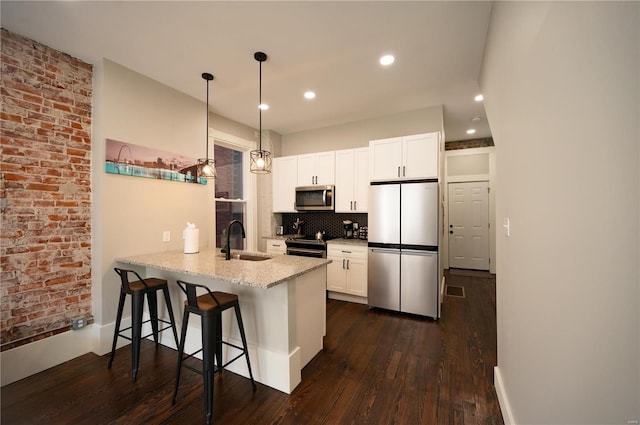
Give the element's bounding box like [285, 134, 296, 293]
[206, 76, 210, 159]
[259, 58, 262, 152]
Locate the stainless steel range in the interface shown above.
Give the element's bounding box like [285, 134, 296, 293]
[285, 236, 328, 258]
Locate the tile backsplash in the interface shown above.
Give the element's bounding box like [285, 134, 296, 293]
[280, 212, 368, 239]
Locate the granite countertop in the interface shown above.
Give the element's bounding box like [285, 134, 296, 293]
[327, 238, 369, 247]
[116, 248, 331, 289]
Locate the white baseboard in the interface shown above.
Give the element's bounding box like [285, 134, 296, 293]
[327, 291, 367, 305]
[1, 325, 95, 387]
[494, 366, 516, 425]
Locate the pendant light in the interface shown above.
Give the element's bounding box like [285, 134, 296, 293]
[250, 51, 272, 174]
[196, 72, 216, 178]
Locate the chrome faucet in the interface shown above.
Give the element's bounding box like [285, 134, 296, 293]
[222, 220, 246, 260]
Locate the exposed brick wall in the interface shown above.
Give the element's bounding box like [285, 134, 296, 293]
[0, 29, 93, 350]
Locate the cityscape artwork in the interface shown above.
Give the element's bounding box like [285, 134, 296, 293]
[105, 138, 207, 185]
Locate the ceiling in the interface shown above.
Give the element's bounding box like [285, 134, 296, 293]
[1, 1, 493, 142]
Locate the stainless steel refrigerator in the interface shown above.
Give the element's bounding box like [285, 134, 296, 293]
[367, 180, 439, 318]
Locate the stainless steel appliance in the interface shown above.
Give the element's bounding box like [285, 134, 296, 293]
[285, 236, 328, 258]
[368, 180, 439, 318]
[295, 185, 334, 211]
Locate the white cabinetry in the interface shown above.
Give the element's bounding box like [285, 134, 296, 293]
[265, 238, 287, 256]
[297, 151, 335, 186]
[272, 156, 298, 212]
[335, 148, 369, 213]
[369, 132, 439, 181]
[327, 244, 367, 298]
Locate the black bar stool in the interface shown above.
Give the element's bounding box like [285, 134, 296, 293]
[172, 280, 256, 425]
[108, 267, 179, 382]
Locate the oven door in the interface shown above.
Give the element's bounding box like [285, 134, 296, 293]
[286, 246, 327, 258]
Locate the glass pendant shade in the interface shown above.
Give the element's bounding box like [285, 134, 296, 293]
[197, 158, 216, 178]
[251, 51, 272, 174]
[199, 72, 216, 179]
[250, 149, 272, 173]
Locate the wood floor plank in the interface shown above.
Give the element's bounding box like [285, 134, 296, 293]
[1, 269, 504, 425]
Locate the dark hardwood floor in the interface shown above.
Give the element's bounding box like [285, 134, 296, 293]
[1, 270, 503, 424]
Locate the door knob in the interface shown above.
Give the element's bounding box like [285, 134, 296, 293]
[449, 230, 453, 234]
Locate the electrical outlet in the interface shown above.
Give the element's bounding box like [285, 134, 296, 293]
[71, 317, 87, 330]
[163, 231, 170, 242]
[503, 217, 510, 237]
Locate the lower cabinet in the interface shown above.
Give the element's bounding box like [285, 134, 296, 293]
[265, 238, 287, 256]
[327, 244, 367, 298]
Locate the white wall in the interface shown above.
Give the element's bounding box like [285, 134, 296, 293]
[91, 60, 260, 352]
[281, 105, 443, 156]
[481, 2, 639, 424]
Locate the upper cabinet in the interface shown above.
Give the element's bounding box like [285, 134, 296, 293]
[335, 148, 369, 213]
[297, 151, 335, 186]
[272, 156, 298, 213]
[369, 132, 440, 181]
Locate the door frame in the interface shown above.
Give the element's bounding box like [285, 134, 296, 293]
[442, 147, 496, 274]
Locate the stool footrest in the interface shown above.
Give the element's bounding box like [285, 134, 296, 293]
[116, 318, 175, 341]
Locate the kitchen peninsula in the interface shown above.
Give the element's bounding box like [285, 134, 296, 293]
[116, 249, 331, 394]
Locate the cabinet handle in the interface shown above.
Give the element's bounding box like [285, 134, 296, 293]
[341, 250, 351, 254]
[350, 201, 353, 210]
[403, 165, 406, 177]
[342, 259, 345, 269]
[354, 200, 357, 210]
[346, 259, 350, 270]
[397, 166, 401, 177]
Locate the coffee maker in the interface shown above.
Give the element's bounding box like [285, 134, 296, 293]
[343, 220, 354, 239]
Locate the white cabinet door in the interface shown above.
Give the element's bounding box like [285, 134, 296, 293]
[346, 257, 367, 297]
[335, 148, 368, 213]
[297, 154, 317, 186]
[335, 149, 355, 212]
[327, 256, 347, 292]
[272, 156, 298, 212]
[369, 133, 440, 181]
[369, 137, 402, 181]
[315, 151, 335, 185]
[403, 133, 439, 179]
[353, 148, 369, 212]
[297, 151, 335, 186]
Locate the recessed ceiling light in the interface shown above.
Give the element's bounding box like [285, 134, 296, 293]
[466, 129, 476, 135]
[474, 94, 484, 102]
[304, 91, 316, 100]
[471, 116, 481, 122]
[258, 103, 269, 110]
[380, 54, 395, 66]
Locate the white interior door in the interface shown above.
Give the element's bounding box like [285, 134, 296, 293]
[448, 181, 490, 270]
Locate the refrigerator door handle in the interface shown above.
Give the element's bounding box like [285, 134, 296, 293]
[402, 249, 437, 256]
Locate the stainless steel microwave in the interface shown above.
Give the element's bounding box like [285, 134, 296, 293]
[295, 185, 335, 211]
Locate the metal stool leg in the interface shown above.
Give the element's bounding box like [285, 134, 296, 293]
[162, 286, 179, 346]
[131, 291, 145, 382]
[108, 292, 127, 368]
[202, 314, 217, 425]
[147, 290, 160, 346]
[234, 304, 256, 391]
[172, 308, 190, 405]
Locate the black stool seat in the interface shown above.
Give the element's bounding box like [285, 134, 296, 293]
[172, 280, 256, 425]
[108, 268, 179, 382]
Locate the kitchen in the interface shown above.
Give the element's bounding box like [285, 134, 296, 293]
[1, 2, 639, 425]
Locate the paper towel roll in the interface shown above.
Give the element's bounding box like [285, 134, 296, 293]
[183, 227, 199, 254]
